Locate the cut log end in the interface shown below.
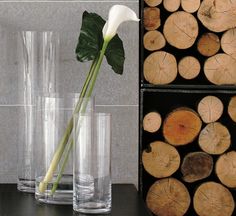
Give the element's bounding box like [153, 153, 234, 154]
[144, 51, 177, 85]
[228, 96, 236, 122]
[143, 30, 166, 51]
[144, 7, 161, 31]
[163, 0, 180, 12]
[146, 178, 190, 216]
[181, 152, 213, 183]
[142, 141, 180, 178]
[199, 122, 231, 155]
[197, 95, 223, 123]
[143, 111, 162, 133]
[181, 0, 200, 13]
[197, 33, 220, 57]
[144, 0, 162, 7]
[193, 182, 235, 216]
[178, 56, 201, 80]
[163, 108, 202, 146]
[216, 151, 236, 188]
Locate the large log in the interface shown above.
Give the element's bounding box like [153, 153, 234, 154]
[197, 0, 236, 32]
[163, 0, 180, 12]
[144, 0, 162, 7]
[198, 122, 231, 155]
[143, 111, 162, 133]
[216, 151, 236, 188]
[197, 95, 223, 123]
[144, 7, 161, 31]
[142, 141, 180, 178]
[143, 51, 177, 85]
[193, 182, 235, 216]
[221, 28, 236, 60]
[163, 108, 202, 146]
[181, 0, 200, 13]
[204, 53, 236, 85]
[163, 11, 198, 49]
[143, 30, 166, 51]
[197, 33, 220, 57]
[146, 178, 190, 216]
[178, 56, 201, 80]
[228, 96, 236, 122]
[181, 152, 213, 183]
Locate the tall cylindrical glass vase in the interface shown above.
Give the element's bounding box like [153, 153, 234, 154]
[17, 31, 59, 193]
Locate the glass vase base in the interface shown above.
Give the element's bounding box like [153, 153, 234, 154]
[17, 179, 35, 193]
[35, 176, 73, 205]
[73, 202, 111, 214]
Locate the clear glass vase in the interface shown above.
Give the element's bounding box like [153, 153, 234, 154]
[73, 113, 112, 214]
[17, 31, 59, 193]
[35, 93, 94, 205]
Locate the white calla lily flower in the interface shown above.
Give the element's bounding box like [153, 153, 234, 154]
[102, 5, 139, 41]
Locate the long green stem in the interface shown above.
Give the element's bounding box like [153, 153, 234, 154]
[38, 57, 98, 193]
[49, 39, 109, 194]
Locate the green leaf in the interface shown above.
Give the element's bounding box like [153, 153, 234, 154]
[105, 35, 125, 75]
[76, 11, 105, 62]
[76, 11, 125, 75]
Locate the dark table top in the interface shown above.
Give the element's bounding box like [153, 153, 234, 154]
[0, 184, 151, 216]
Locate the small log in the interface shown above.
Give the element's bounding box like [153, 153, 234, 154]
[144, 7, 161, 31]
[146, 178, 190, 216]
[197, 95, 223, 123]
[193, 182, 235, 216]
[142, 141, 180, 178]
[197, 33, 220, 57]
[198, 122, 231, 155]
[178, 56, 201, 80]
[143, 30, 166, 51]
[204, 53, 236, 85]
[228, 96, 236, 122]
[144, 0, 162, 7]
[221, 28, 236, 60]
[143, 51, 177, 85]
[181, 152, 213, 183]
[216, 151, 236, 188]
[143, 111, 162, 133]
[163, 11, 198, 49]
[181, 0, 200, 13]
[197, 0, 236, 32]
[163, 107, 202, 146]
[163, 0, 180, 12]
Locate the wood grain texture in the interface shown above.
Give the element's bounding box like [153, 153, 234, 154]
[181, 0, 200, 13]
[228, 96, 236, 122]
[143, 111, 162, 133]
[143, 30, 166, 51]
[144, 7, 161, 31]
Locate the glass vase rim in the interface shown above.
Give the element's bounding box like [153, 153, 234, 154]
[74, 112, 111, 117]
[18, 30, 60, 34]
[36, 92, 94, 99]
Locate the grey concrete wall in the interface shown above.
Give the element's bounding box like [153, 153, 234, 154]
[0, 2, 139, 187]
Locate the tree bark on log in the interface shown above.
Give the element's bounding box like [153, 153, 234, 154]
[142, 141, 180, 178]
[193, 182, 235, 216]
[197, 33, 220, 57]
[144, 0, 162, 7]
[197, 0, 236, 32]
[143, 111, 162, 133]
[228, 96, 236, 122]
[221, 28, 236, 60]
[181, 152, 213, 183]
[146, 178, 190, 216]
[204, 53, 236, 85]
[163, 108, 202, 146]
[197, 95, 223, 123]
[198, 122, 231, 155]
[143, 30, 166, 51]
[216, 151, 236, 188]
[144, 7, 161, 31]
[163, 11, 198, 49]
[178, 56, 201, 80]
[181, 0, 200, 13]
[163, 0, 180, 12]
[143, 51, 177, 85]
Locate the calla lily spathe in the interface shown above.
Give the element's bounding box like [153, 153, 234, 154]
[102, 5, 139, 41]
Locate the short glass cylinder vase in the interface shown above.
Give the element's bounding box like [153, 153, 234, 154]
[17, 31, 60, 193]
[73, 113, 112, 214]
[35, 93, 94, 205]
